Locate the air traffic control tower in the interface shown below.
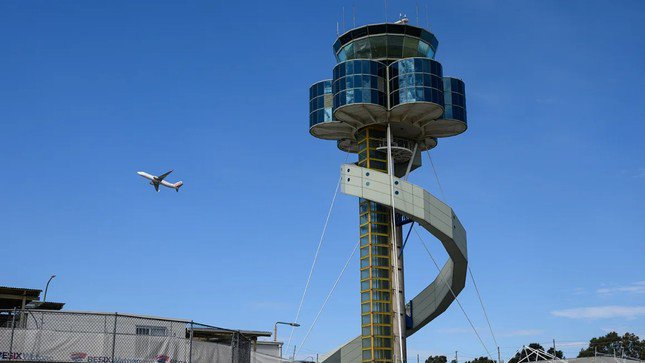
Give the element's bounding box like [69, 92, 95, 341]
[309, 20, 469, 363]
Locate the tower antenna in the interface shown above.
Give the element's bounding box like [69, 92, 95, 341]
[426, 3, 429, 28]
[416, 3, 419, 25]
[353, 5, 356, 28]
[385, 0, 388, 22]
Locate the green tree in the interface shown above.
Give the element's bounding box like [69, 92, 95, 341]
[508, 343, 545, 363]
[578, 332, 645, 360]
[464, 356, 495, 363]
[546, 347, 564, 359]
[425, 355, 447, 363]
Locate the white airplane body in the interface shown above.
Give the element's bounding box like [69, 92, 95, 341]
[137, 170, 183, 192]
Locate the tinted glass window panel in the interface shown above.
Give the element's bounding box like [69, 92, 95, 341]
[414, 73, 424, 86]
[324, 81, 332, 93]
[416, 87, 425, 101]
[353, 26, 369, 39]
[369, 24, 386, 34]
[333, 39, 341, 54]
[406, 26, 422, 37]
[362, 60, 371, 74]
[414, 58, 424, 71]
[355, 38, 371, 59]
[353, 75, 362, 87]
[361, 269, 370, 279]
[339, 32, 352, 44]
[388, 35, 404, 58]
[362, 338, 371, 348]
[353, 60, 362, 74]
[346, 89, 355, 103]
[362, 75, 370, 88]
[403, 37, 420, 58]
[418, 40, 430, 57]
[354, 89, 362, 103]
[386, 23, 405, 34]
[345, 43, 355, 60]
[369, 35, 387, 59]
[324, 107, 332, 121]
[399, 58, 414, 74]
[371, 90, 379, 104]
[346, 61, 354, 74]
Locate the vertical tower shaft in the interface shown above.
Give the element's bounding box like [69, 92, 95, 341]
[357, 126, 398, 362]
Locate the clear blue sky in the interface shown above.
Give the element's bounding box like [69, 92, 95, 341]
[1, 0, 643, 361]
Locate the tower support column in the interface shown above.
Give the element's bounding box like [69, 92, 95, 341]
[357, 125, 406, 363]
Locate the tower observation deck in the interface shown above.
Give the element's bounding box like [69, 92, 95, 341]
[309, 21, 469, 363]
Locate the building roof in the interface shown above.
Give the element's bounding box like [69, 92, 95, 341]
[0, 286, 42, 309]
[0, 286, 42, 295]
[24, 301, 65, 310]
[192, 327, 272, 343]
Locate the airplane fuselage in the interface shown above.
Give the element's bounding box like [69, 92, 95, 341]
[137, 171, 183, 192]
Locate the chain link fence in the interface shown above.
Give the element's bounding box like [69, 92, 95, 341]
[0, 309, 279, 363]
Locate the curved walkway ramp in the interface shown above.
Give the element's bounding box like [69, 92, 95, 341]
[323, 164, 468, 363]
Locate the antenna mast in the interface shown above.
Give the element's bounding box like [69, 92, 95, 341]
[352, 5, 356, 28]
[426, 3, 429, 28]
[384, 0, 388, 22]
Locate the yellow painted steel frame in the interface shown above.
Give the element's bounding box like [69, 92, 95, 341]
[358, 126, 395, 362]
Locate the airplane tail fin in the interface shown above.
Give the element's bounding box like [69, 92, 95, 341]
[174, 181, 183, 192]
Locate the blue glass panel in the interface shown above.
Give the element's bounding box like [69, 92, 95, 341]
[346, 89, 354, 103]
[363, 75, 371, 88]
[324, 107, 332, 121]
[388, 35, 404, 58]
[354, 89, 362, 103]
[354, 38, 371, 58]
[346, 60, 354, 74]
[415, 87, 424, 100]
[353, 75, 361, 87]
[418, 41, 430, 58]
[399, 58, 415, 74]
[353, 60, 362, 74]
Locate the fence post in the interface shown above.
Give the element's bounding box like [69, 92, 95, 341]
[188, 321, 194, 363]
[9, 308, 17, 357]
[111, 313, 118, 363]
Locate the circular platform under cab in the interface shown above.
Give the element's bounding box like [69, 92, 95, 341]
[389, 58, 445, 124]
[424, 77, 467, 137]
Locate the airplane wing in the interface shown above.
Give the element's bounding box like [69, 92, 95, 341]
[155, 170, 173, 181]
[153, 182, 160, 192]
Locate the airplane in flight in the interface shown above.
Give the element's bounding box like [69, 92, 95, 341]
[137, 170, 183, 192]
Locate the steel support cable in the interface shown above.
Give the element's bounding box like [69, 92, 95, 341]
[387, 125, 406, 363]
[412, 227, 494, 361]
[287, 153, 350, 350]
[468, 267, 499, 348]
[295, 239, 360, 357]
[426, 150, 500, 351]
[426, 150, 446, 201]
